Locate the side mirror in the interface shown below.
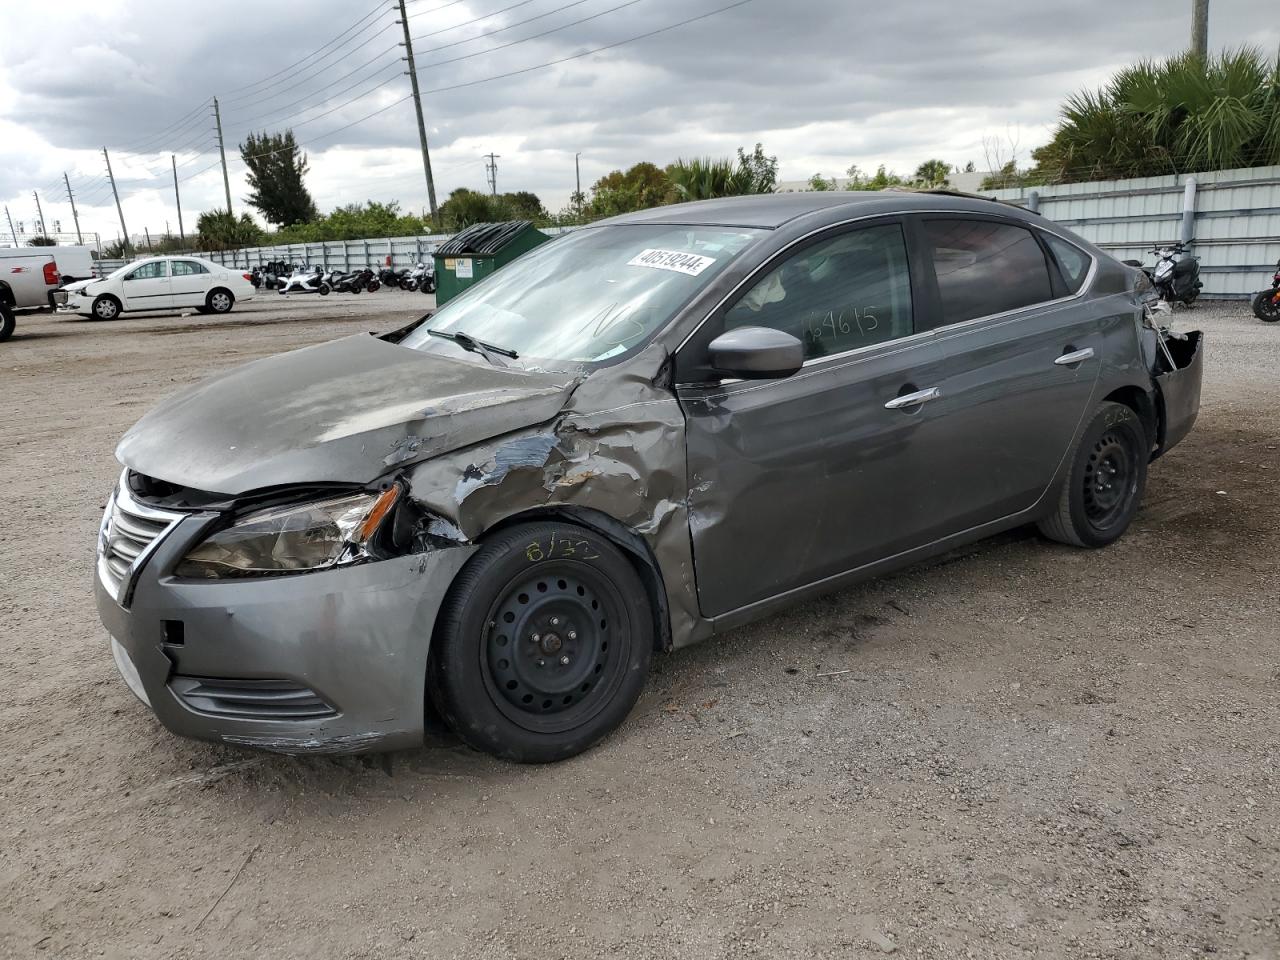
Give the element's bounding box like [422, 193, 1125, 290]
[707, 326, 804, 380]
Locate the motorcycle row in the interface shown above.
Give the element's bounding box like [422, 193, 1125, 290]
[1126, 244, 1280, 322]
[249, 261, 437, 297]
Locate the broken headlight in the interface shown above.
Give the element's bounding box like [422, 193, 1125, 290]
[175, 488, 399, 579]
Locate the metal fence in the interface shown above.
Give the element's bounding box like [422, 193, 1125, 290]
[94, 227, 582, 276]
[988, 164, 1280, 298]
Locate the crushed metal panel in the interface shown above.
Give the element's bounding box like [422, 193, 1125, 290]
[407, 344, 707, 647]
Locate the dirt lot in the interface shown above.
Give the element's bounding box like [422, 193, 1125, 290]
[1, 293, 1276, 960]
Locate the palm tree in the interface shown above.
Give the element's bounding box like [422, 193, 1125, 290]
[1031, 47, 1280, 183]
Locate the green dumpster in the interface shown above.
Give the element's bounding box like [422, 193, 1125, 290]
[433, 220, 551, 305]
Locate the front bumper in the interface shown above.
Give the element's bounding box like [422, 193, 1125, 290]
[95, 503, 475, 754]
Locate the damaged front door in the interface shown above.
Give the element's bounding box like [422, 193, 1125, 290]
[675, 220, 944, 619]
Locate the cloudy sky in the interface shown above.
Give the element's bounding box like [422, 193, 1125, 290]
[0, 0, 1273, 245]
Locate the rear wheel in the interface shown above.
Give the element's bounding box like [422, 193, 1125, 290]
[207, 289, 234, 314]
[0, 301, 14, 342]
[1253, 289, 1280, 322]
[428, 522, 653, 763]
[91, 295, 121, 321]
[1039, 401, 1148, 548]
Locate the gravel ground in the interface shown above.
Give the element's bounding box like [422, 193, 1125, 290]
[0, 295, 1276, 960]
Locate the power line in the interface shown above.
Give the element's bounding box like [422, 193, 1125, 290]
[411, 0, 539, 42]
[411, 0, 598, 55]
[416, 0, 757, 93]
[224, 19, 399, 108]
[221, 0, 390, 97]
[225, 60, 403, 137]
[414, 0, 646, 74]
[115, 99, 213, 155]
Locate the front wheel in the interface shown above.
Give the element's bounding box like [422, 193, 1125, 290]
[1038, 401, 1148, 548]
[0, 302, 14, 342]
[428, 522, 654, 763]
[1253, 289, 1280, 322]
[421, 279, 436, 294]
[91, 295, 121, 321]
[317, 283, 331, 296]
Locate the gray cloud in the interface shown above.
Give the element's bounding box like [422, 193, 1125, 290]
[1, 0, 1273, 238]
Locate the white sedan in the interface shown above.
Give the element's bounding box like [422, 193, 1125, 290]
[62, 256, 256, 320]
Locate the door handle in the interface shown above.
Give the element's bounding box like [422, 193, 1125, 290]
[1054, 347, 1095, 366]
[884, 387, 941, 410]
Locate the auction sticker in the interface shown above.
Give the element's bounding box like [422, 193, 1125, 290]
[626, 249, 716, 277]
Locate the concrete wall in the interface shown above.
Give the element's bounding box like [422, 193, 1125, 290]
[987, 165, 1280, 299]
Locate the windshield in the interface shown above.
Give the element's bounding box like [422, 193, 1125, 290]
[401, 224, 764, 366]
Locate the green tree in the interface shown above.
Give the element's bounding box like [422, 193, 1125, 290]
[844, 164, 907, 190]
[195, 210, 263, 251]
[27, 236, 56, 246]
[736, 143, 779, 193]
[586, 162, 672, 218]
[1030, 47, 1280, 183]
[912, 159, 952, 187]
[274, 201, 427, 243]
[808, 173, 837, 191]
[239, 130, 318, 227]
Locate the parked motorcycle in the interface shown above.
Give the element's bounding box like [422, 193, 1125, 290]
[380, 266, 413, 290]
[410, 260, 437, 295]
[1251, 258, 1280, 322]
[249, 267, 264, 290]
[1143, 242, 1202, 306]
[278, 266, 331, 296]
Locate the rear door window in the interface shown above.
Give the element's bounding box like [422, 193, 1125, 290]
[920, 219, 1054, 326]
[171, 260, 209, 277]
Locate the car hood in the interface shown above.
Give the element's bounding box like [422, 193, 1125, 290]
[63, 279, 94, 294]
[117, 334, 580, 495]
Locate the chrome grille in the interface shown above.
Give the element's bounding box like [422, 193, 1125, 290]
[97, 471, 184, 606]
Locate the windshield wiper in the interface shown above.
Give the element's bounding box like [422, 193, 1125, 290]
[428, 328, 519, 366]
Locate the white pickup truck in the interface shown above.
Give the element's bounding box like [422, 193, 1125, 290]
[0, 247, 63, 342]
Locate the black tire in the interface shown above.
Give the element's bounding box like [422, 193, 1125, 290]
[91, 295, 121, 321]
[367, 281, 380, 293]
[207, 288, 234, 314]
[1253, 289, 1280, 322]
[428, 522, 653, 763]
[422, 278, 436, 294]
[1038, 401, 1149, 548]
[0, 302, 14, 342]
[317, 283, 331, 296]
[194, 305, 212, 315]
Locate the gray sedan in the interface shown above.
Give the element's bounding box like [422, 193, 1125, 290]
[96, 192, 1203, 762]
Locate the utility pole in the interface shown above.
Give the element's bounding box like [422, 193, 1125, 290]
[213, 97, 233, 215]
[103, 147, 129, 254]
[4, 206, 17, 246]
[64, 173, 83, 245]
[145, 227, 153, 251]
[33, 191, 47, 239]
[171, 154, 186, 244]
[484, 153, 500, 196]
[397, 0, 439, 225]
[1191, 0, 1208, 59]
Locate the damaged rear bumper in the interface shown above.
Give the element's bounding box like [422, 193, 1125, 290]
[1155, 329, 1203, 455]
[95, 513, 474, 755]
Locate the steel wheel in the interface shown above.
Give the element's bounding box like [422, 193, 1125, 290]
[481, 566, 627, 735]
[428, 522, 653, 762]
[1039, 401, 1148, 548]
[1081, 431, 1137, 533]
[209, 290, 233, 313]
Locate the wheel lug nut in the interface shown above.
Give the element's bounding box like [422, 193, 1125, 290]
[536, 659, 545, 668]
[567, 631, 577, 641]
[550, 616, 561, 626]
[530, 633, 540, 643]
[560, 655, 570, 666]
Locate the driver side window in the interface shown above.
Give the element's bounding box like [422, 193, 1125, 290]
[126, 261, 167, 281]
[723, 223, 914, 360]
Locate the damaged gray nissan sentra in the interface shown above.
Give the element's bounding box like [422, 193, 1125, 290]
[96, 192, 1203, 762]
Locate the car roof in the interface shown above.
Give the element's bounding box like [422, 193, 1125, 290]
[597, 190, 1038, 231]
